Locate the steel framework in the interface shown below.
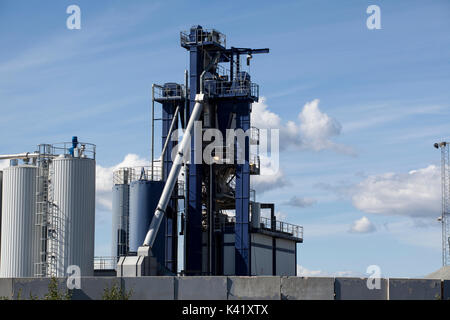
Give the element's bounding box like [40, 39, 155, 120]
[435, 141, 450, 266]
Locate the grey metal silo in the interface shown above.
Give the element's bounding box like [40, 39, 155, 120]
[52, 155, 96, 277]
[111, 168, 132, 260]
[0, 165, 37, 277]
[0, 170, 2, 263]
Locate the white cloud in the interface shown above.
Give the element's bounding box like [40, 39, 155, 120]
[252, 97, 354, 155]
[250, 155, 289, 194]
[251, 170, 288, 194]
[284, 196, 316, 208]
[298, 99, 341, 151]
[275, 211, 287, 221]
[349, 216, 376, 234]
[297, 265, 365, 277]
[352, 165, 440, 218]
[251, 97, 283, 131]
[96, 153, 150, 211]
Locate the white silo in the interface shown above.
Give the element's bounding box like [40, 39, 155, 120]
[0, 165, 37, 277]
[51, 155, 95, 277]
[0, 170, 2, 262]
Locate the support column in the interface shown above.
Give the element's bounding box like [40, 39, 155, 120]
[186, 35, 204, 275]
[235, 102, 251, 275]
[162, 99, 178, 273]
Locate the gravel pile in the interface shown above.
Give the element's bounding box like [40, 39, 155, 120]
[426, 266, 450, 280]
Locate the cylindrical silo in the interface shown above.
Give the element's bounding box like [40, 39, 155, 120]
[129, 180, 165, 264]
[0, 165, 36, 277]
[111, 184, 129, 258]
[0, 170, 3, 262]
[52, 156, 95, 277]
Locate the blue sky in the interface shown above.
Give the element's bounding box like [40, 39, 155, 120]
[1, 0, 449, 277]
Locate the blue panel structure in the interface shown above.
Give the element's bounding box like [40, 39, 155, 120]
[176, 25, 268, 275]
[235, 103, 251, 275]
[186, 26, 204, 275]
[129, 180, 165, 264]
[162, 82, 180, 273]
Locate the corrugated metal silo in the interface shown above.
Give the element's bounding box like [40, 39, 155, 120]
[0, 170, 2, 262]
[52, 156, 95, 276]
[129, 180, 165, 264]
[0, 165, 36, 277]
[112, 184, 129, 258]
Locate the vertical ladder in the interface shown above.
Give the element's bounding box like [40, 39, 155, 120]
[34, 144, 64, 277]
[34, 144, 51, 277]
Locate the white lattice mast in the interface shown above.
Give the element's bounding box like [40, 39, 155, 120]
[435, 141, 450, 266]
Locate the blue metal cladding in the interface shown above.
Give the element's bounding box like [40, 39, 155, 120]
[235, 103, 251, 275]
[111, 184, 129, 258]
[162, 84, 179, 273]
[129, 180, 165, 264]
[179, 25, 264, 275]
[186, 26, 204, 274]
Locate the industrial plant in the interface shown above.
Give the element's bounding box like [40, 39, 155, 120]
[0, 26, 449, 301]
[0, 26, 302, 280]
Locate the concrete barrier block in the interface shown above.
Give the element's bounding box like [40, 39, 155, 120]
[335, 277, 387, 300]
[442, 280, 450, 300]
[0, 278, 13, 299]
[389, 279, 441, 300]
[71, 277, 120, 300]
[227, 277, 281, 300]
[281, 277, 334, 300]
[177, 276, 227, 300]
[124, 277, 174, 300]
[12, 278, 68, 300]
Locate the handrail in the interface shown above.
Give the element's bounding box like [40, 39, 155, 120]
[259, 216, 303, 239]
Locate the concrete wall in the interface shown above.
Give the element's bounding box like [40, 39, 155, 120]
[0, 278, 68, 300]
[0, 278, 12, 299]
[335, 277, 388, 300]
[228, 276, 280, 300]
[176, 276, 227, 300]
[389, 278, 441, 300]
[71, 277, 119, 300]
[0, 276, 447, 300]
[281, 277, 334, 300]
[124, 277, 174, 300]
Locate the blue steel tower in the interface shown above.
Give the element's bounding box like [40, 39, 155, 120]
[118, 26, 302, 278]
[151, 26, 268, 276]
[180, 26, 268, 275]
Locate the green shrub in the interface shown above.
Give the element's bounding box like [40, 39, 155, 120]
[44, 277, 71, 300]
[102, 282, 133, 300]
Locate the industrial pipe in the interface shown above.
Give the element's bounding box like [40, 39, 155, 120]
[143, 93, 205, 248]
[0, 153, 40, 160]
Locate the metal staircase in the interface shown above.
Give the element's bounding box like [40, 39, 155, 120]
[34, 144, 63, 277]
